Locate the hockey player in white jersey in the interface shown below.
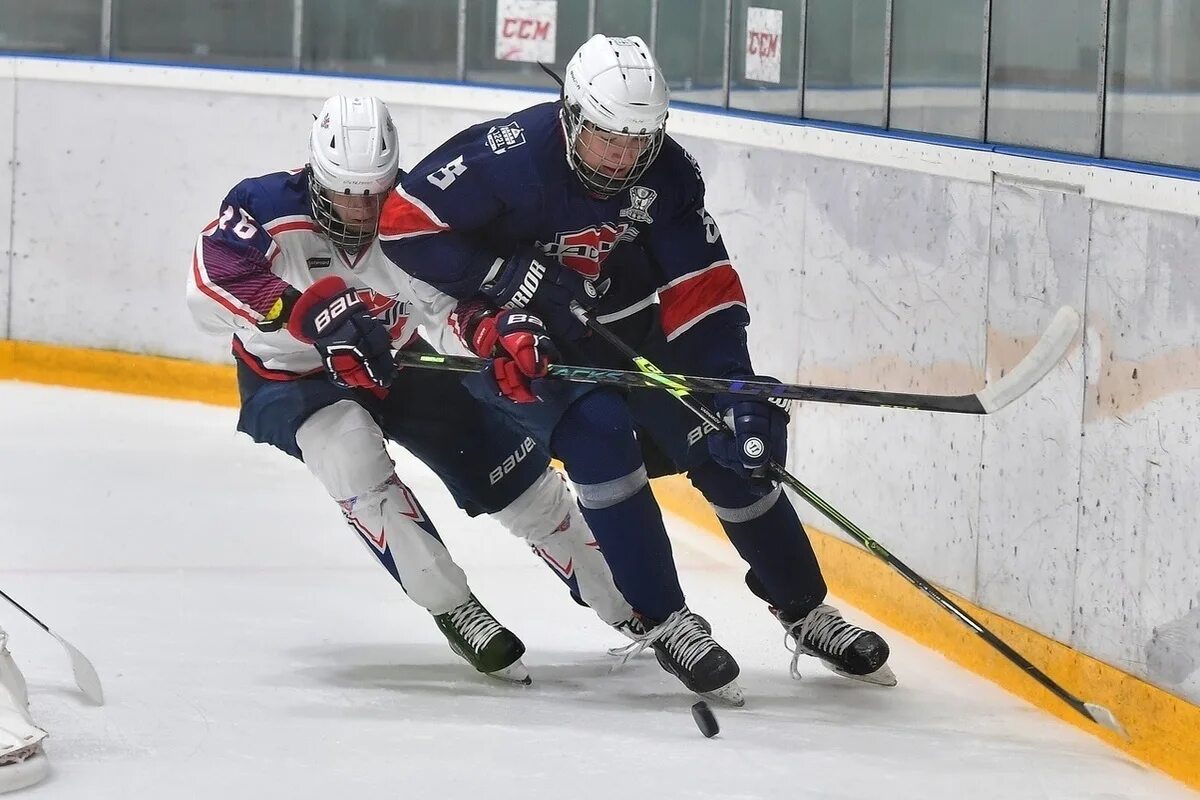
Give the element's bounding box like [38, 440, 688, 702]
[0, 627, 48, 793]
[186, 95, 634, 683]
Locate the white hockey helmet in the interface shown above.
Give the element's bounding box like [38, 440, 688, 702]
[561, 35, 669, 198]
[307, 95, 399, 253]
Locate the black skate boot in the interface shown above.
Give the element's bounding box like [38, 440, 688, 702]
[779, 604, 896, 686]
[744, 570, 895, 686]
[433, 595, 530, 685]
[611, 609, 744, 706]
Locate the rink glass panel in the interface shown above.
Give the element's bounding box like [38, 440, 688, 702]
[803, 0, 887, 127]
[728, 0, 803, 117]
[888, 0, 986, 139]
[595, 0, 653, 43]
[464, 0, 588, 88]
[655, 0, 727, 105]
[112, 0, 295, 68]
[0, 0, 102, 55]
[986, 0, 1103, 155]
[302, 0, 458, 79]
[0, 1, 1198, 179]
[1103, 0, 1200, 169]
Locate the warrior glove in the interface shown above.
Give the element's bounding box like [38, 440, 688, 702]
[480, 248, 600, 340]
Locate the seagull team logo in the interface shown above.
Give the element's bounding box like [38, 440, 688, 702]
[620, 186, 657, 223]
[543, 223, 638, 278]
[358, 290, 409, 339]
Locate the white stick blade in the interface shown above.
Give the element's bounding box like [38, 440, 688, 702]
[55, 633, 104, 705]
[1084, 701, 1128, 739]
[976, 306, 1082, 413]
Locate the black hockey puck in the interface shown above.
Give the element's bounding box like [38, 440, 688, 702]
[691, 700, 719, 738]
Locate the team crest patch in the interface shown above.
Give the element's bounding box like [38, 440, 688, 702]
[486, 122, 526, 154]
[620, 186, 657, 223]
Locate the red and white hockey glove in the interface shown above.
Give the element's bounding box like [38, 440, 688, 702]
[463, 307, 559, 403]
[288, 276, 398, 390]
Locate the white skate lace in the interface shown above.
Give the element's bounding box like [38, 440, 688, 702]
[447, 599, 504, 652]
[784, 604, 863, 680]
[608, 609, 716, 671]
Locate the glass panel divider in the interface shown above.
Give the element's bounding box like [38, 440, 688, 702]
[882, 0, 895, 128]
[979, 0, 991, 140]
[291, 0, 303, 71]
[1095, 0, 1112, 156]
[650, 0, 660, 52]
[456, 0, 468, 82]
[721, 0, 733, 108]
[797, 0, 808, 118]
[101, 0, 114, 59]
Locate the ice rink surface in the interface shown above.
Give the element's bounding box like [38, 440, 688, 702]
[1, 381, 1194, 800]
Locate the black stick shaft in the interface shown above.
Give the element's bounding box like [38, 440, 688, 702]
[391, 350, 985, 412]
[0, 588, 51, 633]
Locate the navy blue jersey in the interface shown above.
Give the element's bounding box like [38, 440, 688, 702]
[379, 101, 755, 378]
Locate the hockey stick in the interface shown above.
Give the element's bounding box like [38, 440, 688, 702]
[570, 304, 1125, 737]
[0, 588, 104, 705]
[395, 306, 1080, 414]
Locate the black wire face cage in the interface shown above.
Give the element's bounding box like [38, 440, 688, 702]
[562, 102, 664, 199]
[307, 168, 386, 255]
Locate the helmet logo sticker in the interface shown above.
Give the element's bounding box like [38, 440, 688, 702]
[486, 122, 527, 154]
[619, 186, 657, 224]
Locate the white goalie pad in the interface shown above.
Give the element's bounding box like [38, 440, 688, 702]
[0, 632, 49, 794]
[494, 470, 635, 627]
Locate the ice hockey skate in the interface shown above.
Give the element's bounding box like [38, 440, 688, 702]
[611, 609, 744, 707]
[433, 595, 530, 685]
[778, 603, 896, 686]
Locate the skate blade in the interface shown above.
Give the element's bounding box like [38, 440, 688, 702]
[487, 659, 532, 685]
[0, 747, 49, 792]
[701, 679, 745, 708]
[819, 659, 898, 687]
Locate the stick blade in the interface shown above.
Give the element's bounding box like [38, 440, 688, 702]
[54, 632, 104, 705]
[975, 306, 1082, 413]
[1084, 701, 1128, 739]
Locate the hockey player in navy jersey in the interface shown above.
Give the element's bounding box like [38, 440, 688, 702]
[186, 95, 636, 684]
[379, 35, 895, 704]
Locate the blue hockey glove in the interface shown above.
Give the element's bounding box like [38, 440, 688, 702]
[707, 376, 790, 480]
[480, 248, 600, 339]
[288, 276, 398, 390]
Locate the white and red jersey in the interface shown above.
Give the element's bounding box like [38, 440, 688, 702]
[186, 169, 468, 378]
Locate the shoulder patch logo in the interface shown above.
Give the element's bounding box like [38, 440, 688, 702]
[306, 257, 332, 270]
[620, 186, 657, 224]
[486, 121, 527, 154]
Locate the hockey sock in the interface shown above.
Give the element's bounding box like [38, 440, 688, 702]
[691, 460, 827, 618]
[553, 390, 685, 621]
